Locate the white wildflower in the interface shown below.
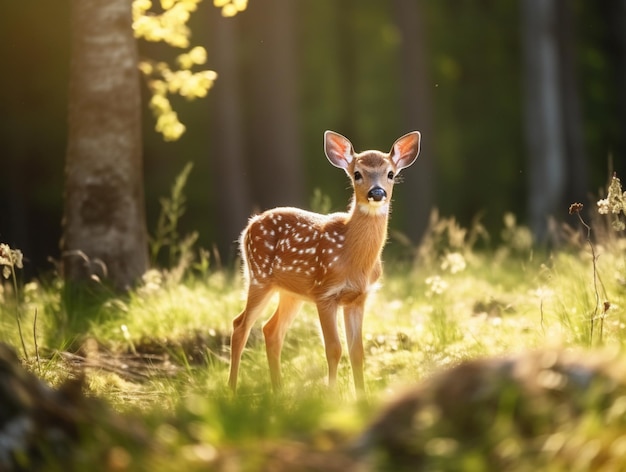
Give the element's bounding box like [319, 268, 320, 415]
[138, 269, 164, 295]
[440, 252, 466, 274]
[597, 198, 610, 215]
[0, 244, 23, 279]
[425, 275, 448, 297]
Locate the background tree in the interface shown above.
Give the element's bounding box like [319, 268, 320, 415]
[521, 0, 566, 239]
[205, 0, 302, 258]
[207, 8, 251, 258]
[522, 0, 588, 240]
[62, 0, 148, 290]
[392, 0, 434, 241]
[557, 0, 587, 210]
[591, 1, 626, 176]
[242, 0, 304, 210]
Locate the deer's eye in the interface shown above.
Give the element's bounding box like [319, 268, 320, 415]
[388, 171, 394, 180]
[354, 171, 362, 181]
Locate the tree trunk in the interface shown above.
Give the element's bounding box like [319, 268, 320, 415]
[335, 0, 358, 141]
[521, 0, 566, 240]
[392, 0, 435, 242]
[62, 0, 148, 290]
[557, 0, 587, 206]
[208, 12, 251, 260]
[243, 0, 304, 210]
[604, 0, 626, 175]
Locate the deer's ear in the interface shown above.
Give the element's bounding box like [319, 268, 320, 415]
[324, 131, 354, 170]
[390, 131, 420, 171]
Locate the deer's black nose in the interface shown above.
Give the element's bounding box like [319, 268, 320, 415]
[367, 187, 387, 202]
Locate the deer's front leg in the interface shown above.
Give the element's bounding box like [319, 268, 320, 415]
[344, 296, 366, 392]
[316, 300, 341, 387]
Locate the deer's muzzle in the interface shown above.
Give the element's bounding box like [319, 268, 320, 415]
[367, 186, 387, 202]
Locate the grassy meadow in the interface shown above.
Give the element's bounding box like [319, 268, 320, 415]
[1, 197, 626, 469]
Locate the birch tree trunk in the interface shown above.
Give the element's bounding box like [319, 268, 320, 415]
[62, 0, 148, 290]
[522, 0, 566, 239]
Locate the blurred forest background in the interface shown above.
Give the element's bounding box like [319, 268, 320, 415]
[1, 0, 625, 279]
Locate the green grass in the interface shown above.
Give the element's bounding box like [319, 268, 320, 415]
[1, 215, 625, 470]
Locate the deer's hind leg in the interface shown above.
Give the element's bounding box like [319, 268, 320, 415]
[228, 284, 274, 392]
[263, 292, 304, 390]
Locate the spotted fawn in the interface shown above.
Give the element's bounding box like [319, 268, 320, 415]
[228, 130, 421, 393]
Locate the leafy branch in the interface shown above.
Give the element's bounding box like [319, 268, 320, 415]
[132, 0, 248, 141]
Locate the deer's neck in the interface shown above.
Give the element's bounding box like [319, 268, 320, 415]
[342, 202, 390, 270]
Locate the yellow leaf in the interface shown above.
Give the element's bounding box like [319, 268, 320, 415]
[177, 53, 194, 70]
[233, 0, 248, 10]
[221, 4, 237, 17]
[138, 61, 154, 76]
[188, 46, 207, 65]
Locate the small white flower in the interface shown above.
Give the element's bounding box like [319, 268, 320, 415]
[440, 252, 466, 274]
[425, 275, 448, 297]
[533, 286, 554, 300]
[597, 198, 610, 215]
[0, 244, 23, 279]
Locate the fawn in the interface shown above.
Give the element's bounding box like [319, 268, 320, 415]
[228, 130, 421, 392]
